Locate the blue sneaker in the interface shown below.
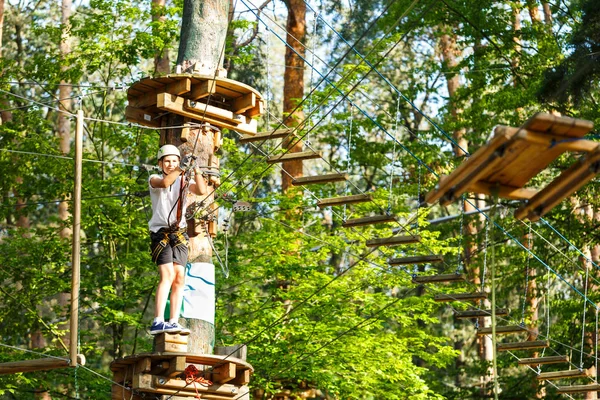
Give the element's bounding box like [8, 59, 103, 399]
[150, 321, 179, 335]
[169, 322, 191, 335]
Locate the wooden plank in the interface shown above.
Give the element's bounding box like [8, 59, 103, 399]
[239, 128, 295, 143]
[0, 357, 72, 375]
[125, 106, 161, 128]
[365, 235, 421, 247]
[477, 325, 527, 336]
[514, 149, 600, 221]
[212, 362, 236, 384]
[190, 79, 217, 100]
[156, 93, 258, 135]
[292, 173, 348, 186]
[468, 181, 538, 200]
[267, 150, 322, 164]
[388, 255, 444, 266]
[134, 357, 152, 374]
[516, 129, 599, 153]
[317, 194, 373, 208]
[342, 214, 396, 228]
[165, 356, 186, 378]
[246, 99, 264, 117]
[518, 355, 569, 366]
[425, 125, 517, 204]
[523, 112, 593, 138]
[412, 274, 466, 284]
[556, 384, 600, 394]
[434, 292, 487, 302]
[154, 376, 240, 395]
[454, 308, 509, 319]
[129, 79, 192, 109]
[112, 384, 145, 400]
[497, 340, 549, 352]
[232, 92, 256, 114]
[537, 368, 591, 381]
[229, 369, 251, 386]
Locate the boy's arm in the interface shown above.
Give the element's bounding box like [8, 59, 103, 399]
[190, 167, 208, 195]
[150, 168, 183, 188]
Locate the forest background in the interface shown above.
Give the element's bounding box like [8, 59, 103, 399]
[1, 0, 600, 399]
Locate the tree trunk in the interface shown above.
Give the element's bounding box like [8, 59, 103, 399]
[541, 2, 552, 25]
[152, 0, 170, 76]
[526, 0, 543, 24]
[281, 0, 306, 192]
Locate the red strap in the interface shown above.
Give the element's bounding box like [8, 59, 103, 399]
[184, 364, 212, 398]
[175, 172, 185, 227]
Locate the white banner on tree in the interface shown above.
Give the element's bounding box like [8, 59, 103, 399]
[183, 262, 215, 324]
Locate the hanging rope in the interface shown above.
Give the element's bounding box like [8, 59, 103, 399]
[387, 95, 401, 213]
[580, 263, 590, 368]
[343, 103, 354, 222]
[184, 364, 213, 399]
[456, 194, 466, 274]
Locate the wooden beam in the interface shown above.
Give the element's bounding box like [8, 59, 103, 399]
[556, 384, 600, 394]
[454, 309, 509, 319]
[434, 292, 487, 302]
[468, 181, 538, 200]
[388, 255, 444, 266]
[239, 128, 295, 143]
[232, 92, 256, 114]
[0, 354, 85, 375]
[342, 214, 396, 228]
[125, 106, 161, 128]
[365, 235, 421, 248]
[537, 368, 591, 381]
[477, 325, 527, 336]
[292, 173, 348, 186]
[518, 355, 569, 366]
[514, 149, 600, 220]
[516, 129, 599, 153]
[153, 376, 240, 395]
[412, 273, 466, 284]
[212, 362, 236, 384]
[165, 356, 186, 378]
[267, 150, 322, 164]
[230, 369, 251, 386]
[523, 112, 593, 137]
[128, 79, 192, 109]
[497, 340, 549, 352]
[189, 79, 217, 100]
[317, 194, 373, 208]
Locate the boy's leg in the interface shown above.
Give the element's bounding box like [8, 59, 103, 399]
[155, 262, 176, 319]
[169, 262, 186, 321]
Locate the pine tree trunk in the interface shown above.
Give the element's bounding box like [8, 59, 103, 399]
[281, 0, 306, 192]
[152, 0, 170, 76]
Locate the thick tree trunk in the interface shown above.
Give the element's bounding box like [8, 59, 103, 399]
[152, 0, 170, 75]
[281, 0, 306, 192]
[526, 0, 542, 24]
[542, 2, 552, 25]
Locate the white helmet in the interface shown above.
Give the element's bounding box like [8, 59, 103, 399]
[157, 144, 180, 160]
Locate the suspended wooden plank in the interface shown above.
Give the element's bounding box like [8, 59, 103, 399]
[0, 354, 85, 375]
[537, 368, 591, 381]
[477, 325, 527, 336]
[292, 173, 349, 186]
[239, 128, 295, 143]
[523, 111, 594, 137]
[497, 340, 549, 352]
[454, 308, 509, 319]
[434, 292, 487, 302]
[388, 255, 444, 266]
[412, 273, 466, 284]
[342, 214, 396, 228]
[267, 150, 322, 164]
[317, 193, 372, 208]
[556, 384, 600, 394]
[518, 355, 569, 366]
[365, 235, 421, 248]
[514, 148, 600, 221]
[468, 181, 538, 200]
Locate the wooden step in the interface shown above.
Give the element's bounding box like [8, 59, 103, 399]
[518, 355, 569, 366]
[388, 255, 444, 266]
[557, 384, 600, 394]
[317, 193, 373, 208]
[342, 214, 396, 228]
[412, 273, 466, 284]
[454, 309, 509, 319]
[365, 235, 421, 248]
[497, 340, 549, 352]
[267, 150, 322, 164]
[239, 128, 295, 143]
[292, 173, 348, 186]
[537, 368, 591, 381]
[434, 292, 487, 302]
[477, 325, 527, 336]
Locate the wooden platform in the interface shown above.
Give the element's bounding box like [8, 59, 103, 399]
[557, 384, 600, 394]
[425, 113, 597, 221]
[317, 193, 373, 208]
[477, 325, 527, 336]
[434, 292, 487, 302]
[111, 352, 253, 400]
[126, 74, 264, 135]
[518, 355, 569, 366]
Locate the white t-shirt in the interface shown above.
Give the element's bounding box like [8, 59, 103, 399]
[148, 174, 195, 233]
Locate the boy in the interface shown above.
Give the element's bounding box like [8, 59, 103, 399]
[148, 144, 207, 335]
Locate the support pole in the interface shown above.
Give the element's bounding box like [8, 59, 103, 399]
[490, 190, 499, 400]
[70, 110, 83, 367]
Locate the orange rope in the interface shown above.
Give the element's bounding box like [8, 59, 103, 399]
[184, 364, 213, 399]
